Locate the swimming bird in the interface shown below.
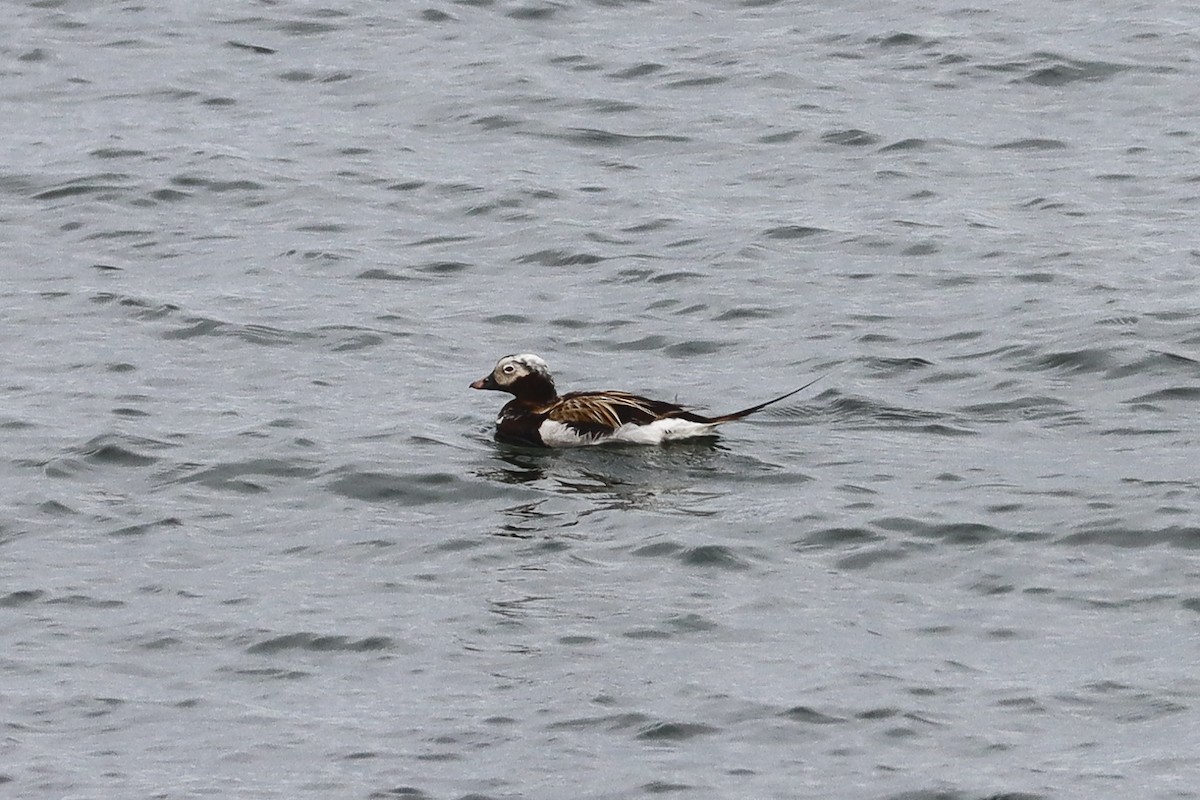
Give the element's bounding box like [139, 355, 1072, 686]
[470, 353, 820, 447]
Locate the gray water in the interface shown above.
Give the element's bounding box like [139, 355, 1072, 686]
[3, 2, 1199, 798]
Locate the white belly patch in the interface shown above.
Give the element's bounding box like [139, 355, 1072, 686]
[538, 418, 719, 447]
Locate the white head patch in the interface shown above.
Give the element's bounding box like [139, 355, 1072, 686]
[489, 353, 555, 391]
[505, 353, 549, 375]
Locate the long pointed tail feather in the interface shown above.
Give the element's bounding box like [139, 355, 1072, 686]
[706, 374, 825, 423]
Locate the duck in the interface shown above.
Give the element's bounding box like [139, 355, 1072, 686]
[470, 353, 820, 447]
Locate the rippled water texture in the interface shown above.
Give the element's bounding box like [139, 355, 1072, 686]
[3, 1, 1200, 798]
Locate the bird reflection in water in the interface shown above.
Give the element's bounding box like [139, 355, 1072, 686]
[476, 439, 734, 536]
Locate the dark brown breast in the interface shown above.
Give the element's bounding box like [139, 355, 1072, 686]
[495, 401, 549, 447]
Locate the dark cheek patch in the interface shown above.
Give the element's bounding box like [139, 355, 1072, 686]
[509, 373, 556, 401]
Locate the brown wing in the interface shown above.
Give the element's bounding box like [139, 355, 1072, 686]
[547, 391, 706, 437]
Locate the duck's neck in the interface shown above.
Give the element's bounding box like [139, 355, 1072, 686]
[510, 374, 557, 404]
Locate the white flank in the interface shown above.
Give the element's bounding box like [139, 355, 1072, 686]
[538, 418, 720, 447]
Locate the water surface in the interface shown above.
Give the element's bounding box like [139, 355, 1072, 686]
[3, 2, 1199, 798]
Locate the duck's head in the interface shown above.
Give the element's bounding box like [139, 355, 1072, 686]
[471, 354, 557, 401]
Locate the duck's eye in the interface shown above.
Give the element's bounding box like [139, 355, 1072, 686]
[502, 364, 516, 375]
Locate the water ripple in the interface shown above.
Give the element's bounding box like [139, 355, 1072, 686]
[246, 632, 393, 654]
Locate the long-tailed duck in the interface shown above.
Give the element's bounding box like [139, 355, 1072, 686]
[470, 353, 820, 447]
